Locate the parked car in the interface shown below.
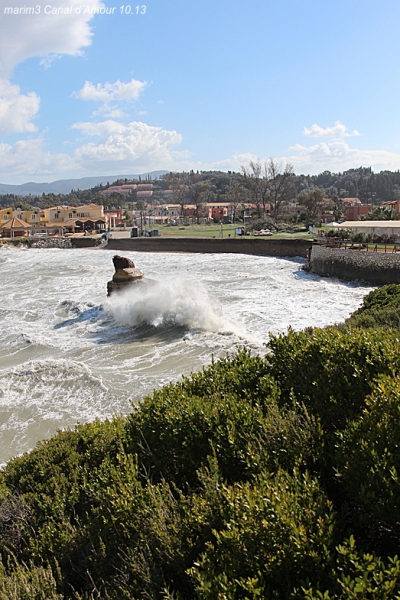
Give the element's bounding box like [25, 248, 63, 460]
[254, 229, 273, 236]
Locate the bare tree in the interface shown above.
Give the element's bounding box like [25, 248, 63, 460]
[267, 159, 295, 223]
[227, 180, 247, 223]
[164, 172, 188, 218]
[237, 161, 264, 218]
[188, 180, 212, 224]
[237, 160, 270, 218]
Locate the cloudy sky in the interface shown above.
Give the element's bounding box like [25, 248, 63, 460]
[1, 0, 400, 183]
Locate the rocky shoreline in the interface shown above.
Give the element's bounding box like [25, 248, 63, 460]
[0, 237, 74, 249]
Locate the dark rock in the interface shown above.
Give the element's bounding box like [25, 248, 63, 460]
[107, 254, 146, 295]
[113, 255, 135, 270]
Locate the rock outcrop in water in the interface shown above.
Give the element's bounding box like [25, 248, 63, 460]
[107, 255, 147, 296]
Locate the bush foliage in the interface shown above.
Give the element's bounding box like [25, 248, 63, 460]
[1, 286, 400, 598]
[343, 283, 400, 331]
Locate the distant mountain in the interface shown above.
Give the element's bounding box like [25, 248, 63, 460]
[0, 171, 169, 196]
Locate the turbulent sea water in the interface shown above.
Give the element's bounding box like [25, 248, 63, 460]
[0, 246, 372, 465]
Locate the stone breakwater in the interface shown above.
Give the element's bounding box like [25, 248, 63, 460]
[30, 238, 74, 249]
[310, 244, 400, 285]
[0, 237, 74, 249]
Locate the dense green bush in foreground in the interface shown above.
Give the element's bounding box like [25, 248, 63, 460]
[1, 288, 400, 598]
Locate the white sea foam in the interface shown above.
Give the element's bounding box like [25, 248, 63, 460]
[107, 277, 242, 334]
[0, 359, 116, 463]
[0, 247, 372, 464]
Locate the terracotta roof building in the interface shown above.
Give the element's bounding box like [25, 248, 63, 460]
[0, 217, 32, 238]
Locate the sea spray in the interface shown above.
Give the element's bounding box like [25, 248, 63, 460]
[106, 277, 242, 334]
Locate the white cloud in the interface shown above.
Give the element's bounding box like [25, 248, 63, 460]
[72, 120, 184, 172]
[0, 137, 76, 181]
[74, 78, 147, 119]
[2, 119, 400, 184]
[93, 106, 125, 119]
[0, 0, 104, 79]
[287, 140, 400, 174]
[0, 0, 105, 134]
[75, 79, 147, 103]
[0, 81, 40, 133]
[72, 120, 127, 137]
[303, 121, 360, 138]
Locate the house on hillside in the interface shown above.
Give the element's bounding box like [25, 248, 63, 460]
[102, 185, 137, 197]
[343, 197, 362, 206]
[136, 190, 154, 199]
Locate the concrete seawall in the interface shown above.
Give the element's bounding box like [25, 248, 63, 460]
[72, 237, 98, 248]
[310, 244, 400, 285]
[105, 237, 310, 257]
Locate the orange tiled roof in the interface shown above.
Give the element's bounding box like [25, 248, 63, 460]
[1, 217, 31, 229]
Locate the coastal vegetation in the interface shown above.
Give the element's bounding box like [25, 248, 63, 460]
[343, 283, 400, 331]
[1, 286, 400, 597]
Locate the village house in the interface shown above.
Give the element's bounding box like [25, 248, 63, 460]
[102, 185, 137, 197]
[0, 204, 108, 237]
[0, 216, 32, 238]
[382, 200, 400, 214]
[344, 204, 372, 220]
[104, 208, 126, 228]
[101, 183, 154, 199]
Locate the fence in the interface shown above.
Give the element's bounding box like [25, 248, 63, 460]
[313, 238, 400, 254]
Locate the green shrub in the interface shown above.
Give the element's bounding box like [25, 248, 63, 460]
[336, 375, 400, 552]
[345, 284, 400, 331]
[266, 327, 400, 432]
[0, 561, 62, 600]
[189, 469, 335, 599]
[126, 350, 281, 489]
[303, 536, 400, 599]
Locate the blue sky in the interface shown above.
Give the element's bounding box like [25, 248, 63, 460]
[1, 0, 400, 183]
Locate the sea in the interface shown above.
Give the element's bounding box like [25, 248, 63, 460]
[0, 246, 372, 465]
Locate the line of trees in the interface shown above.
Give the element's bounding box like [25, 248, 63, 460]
[2, 165, 400, 225]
